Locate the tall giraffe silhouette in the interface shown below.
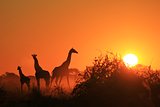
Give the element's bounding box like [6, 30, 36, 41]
[17, 66, 30, 93]
[32, 54, 50, 91]
[51, 48, 78, 87]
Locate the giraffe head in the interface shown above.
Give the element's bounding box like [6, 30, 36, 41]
[70, 48, 78, 54]
[32, 54, 37, 58]
[17, 66, 21, 70]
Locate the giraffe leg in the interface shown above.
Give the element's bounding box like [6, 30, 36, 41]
[45, 80, 47, 89]
[59, 76, 63, 86]
[50, 77, 53, 86]
[27, 82, 30, 92]
[37, 78, 40, 91]
[67, 75, 70, 89]
[55, 76, 59, 86]
[50, 77, 55, 88]
[21, 83, 23, 93]
[45, 78, 50, 89]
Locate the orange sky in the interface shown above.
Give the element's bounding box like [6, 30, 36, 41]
[1, 0, 160, 75]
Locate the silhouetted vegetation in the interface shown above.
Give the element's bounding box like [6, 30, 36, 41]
[0, 52, 160, 107]
[72, 52, 153, 107]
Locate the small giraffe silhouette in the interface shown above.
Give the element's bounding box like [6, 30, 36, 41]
[32, 54, 50, 91]
[51, 48, 78, 87]
[17, 66, 30, 93]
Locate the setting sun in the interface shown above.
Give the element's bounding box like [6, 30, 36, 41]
[123, 54, 138, 67]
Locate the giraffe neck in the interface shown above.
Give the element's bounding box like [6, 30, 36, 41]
[18, 69, 24, 77]
[33, 57, 42, 72]
[67, 51, 72, 62]
[64, 51, 72, 68]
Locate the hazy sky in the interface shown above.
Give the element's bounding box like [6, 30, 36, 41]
[1, 0, 160, 75]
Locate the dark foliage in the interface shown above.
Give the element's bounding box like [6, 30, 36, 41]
[72, 52, 156, 107]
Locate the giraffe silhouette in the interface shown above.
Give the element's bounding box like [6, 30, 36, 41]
[32, 54, 50, 91]
[17, 66, 30, 93]
[51, 48, 78, 88]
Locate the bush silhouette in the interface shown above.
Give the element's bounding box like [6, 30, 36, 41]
[72, 52, 153, 107]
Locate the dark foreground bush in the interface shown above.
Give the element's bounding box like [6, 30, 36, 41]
[72, 52, 155, 107]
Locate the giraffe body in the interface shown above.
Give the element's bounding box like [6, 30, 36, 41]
[32, 54, 50, 91]
[51, 48, 78, 87]
[17, 66, 30, 93]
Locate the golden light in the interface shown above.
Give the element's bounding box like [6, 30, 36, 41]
[123, 54, 138, 67]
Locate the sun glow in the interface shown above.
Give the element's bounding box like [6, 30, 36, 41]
[123, 54, 138, 67]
